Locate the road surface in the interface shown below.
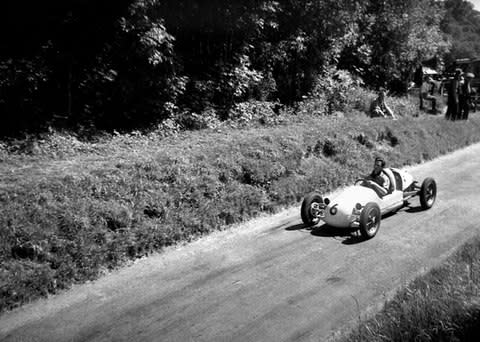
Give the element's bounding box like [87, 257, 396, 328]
[1, 143, 480, 342]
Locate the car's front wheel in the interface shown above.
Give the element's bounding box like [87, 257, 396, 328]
[301, 192, 324, 226]
[419, 177, 437, 209]
[359, 202, 381, 239]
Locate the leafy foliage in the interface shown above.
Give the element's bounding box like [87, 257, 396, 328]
[339, 0, 450, 90]
[0, 0, 178, 135]
[0, 0, 478, 136]
[441, 0, 480, 65]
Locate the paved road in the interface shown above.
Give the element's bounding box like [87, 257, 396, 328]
[1, 144, 480, 342]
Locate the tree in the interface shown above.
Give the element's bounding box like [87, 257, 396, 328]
[254, 0, 366, 102]
[441, 0, 480, 65]
[0, 0, 180, 136]
[0, 0, 464, 136]
[339, 0, 450, 91]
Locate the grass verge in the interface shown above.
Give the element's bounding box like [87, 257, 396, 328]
[334, 236, 480, 342]
[1, 110, 480, 313]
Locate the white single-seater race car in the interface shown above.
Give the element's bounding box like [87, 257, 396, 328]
[301, 167, 437, 239]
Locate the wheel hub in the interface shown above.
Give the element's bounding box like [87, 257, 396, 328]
[310, 202, 326, 220]
[367, 211, 378, 232]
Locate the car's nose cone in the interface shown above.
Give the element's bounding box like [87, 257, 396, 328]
[323, 202, 354, 227]
[322, 186, 377, 228]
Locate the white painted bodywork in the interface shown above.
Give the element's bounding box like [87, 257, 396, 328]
[322, 168, 414, 228]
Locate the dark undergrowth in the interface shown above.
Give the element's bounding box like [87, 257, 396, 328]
[1, 101, 480, 314]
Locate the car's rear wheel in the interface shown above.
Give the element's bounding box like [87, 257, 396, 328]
[419, 177, 437, 209]
[359, 202, 381, 239]
[301, 193, 324, 226]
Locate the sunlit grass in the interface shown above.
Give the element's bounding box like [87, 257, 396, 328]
[1, 98, 480, 313]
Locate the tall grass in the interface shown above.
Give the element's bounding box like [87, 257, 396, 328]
[1, 93, 480, 313]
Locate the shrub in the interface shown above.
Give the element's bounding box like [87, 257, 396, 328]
[296, 69, 368, 118]
[226, 100, 281, 127]
[174, 108, 221, 130]
[345, 86, 376, 115]
[314, 69, 364, 115]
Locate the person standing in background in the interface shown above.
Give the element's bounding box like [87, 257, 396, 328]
[420, 75, 436, 113]
[446, 69, 463, 120]
[460, 73, 475, 120]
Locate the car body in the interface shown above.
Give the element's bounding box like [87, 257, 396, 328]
[301, 168, 437, 239]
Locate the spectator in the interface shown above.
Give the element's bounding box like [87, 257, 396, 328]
[370, 89, 397, 120]
[446, 69, 463, 121]
[460, 72, 475, 120]
[419, 75, 437, 113]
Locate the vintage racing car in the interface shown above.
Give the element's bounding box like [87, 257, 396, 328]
[300, 167, 437, 239]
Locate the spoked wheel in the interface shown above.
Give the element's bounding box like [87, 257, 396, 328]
[419, 177, 437, 210]
[359, 202, 381, 239]
[301, 193, 324, 226]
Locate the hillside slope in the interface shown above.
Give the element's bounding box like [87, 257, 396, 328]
[1, 113, 480, 312]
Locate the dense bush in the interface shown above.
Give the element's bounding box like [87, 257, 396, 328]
[0, 0, 456, 136]
[297, 69, 366, 117]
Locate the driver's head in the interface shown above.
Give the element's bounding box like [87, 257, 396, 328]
[373, 157, 385, 174]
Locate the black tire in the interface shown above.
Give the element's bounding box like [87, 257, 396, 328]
[419, 177, 437, 209]
[359, 202, 381, 239]
[301, 193, 323, 226]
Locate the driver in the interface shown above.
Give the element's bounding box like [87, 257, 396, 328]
[365, 157, 390, 198]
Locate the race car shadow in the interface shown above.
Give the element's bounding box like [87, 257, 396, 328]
[399, 200, 427, 213]
[309, 224, 364, 245]
[404, 206, 425, 213]
[285, 223, 307, 231]
[284, 222, 365, 244]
